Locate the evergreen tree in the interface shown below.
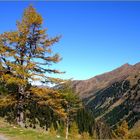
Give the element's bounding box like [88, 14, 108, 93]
[59, 81, 82, 140]
[76, 107, 95, 136]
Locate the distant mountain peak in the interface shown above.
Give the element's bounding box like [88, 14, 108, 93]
[73, 62, 140, 98]
[121, 63, 131, 67]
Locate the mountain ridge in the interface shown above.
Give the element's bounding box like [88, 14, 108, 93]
[73, 63, 140, 99]
[72, 62, 140, 129]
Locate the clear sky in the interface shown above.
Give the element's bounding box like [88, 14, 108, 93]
[0, 1, 140, 80]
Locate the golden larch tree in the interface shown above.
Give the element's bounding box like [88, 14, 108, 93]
[0, 5, 62, 126]
[115, 120, 129, 139]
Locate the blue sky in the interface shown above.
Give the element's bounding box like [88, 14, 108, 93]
[0, 1, 140, 80]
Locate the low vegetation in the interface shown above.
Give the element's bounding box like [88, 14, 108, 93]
[0, 118, 65, 140]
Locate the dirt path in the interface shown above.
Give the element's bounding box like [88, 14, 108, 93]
[0, 135, 9, 140]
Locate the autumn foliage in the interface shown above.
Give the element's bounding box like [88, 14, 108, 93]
[0, 5, 98, 139]
[0, 5, 64, 126]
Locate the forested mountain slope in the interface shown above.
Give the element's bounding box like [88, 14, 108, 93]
[73, 63, 140, 128]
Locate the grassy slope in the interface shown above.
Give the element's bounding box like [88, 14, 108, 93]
[0, 118, 65, 140]
[1, 118, 140, 140]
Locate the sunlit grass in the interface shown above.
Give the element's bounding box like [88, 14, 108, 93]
[0, 118, 65, 140]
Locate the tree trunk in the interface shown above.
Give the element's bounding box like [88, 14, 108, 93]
[17, 85, 25, 127]
[66, 117, 69, 140]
